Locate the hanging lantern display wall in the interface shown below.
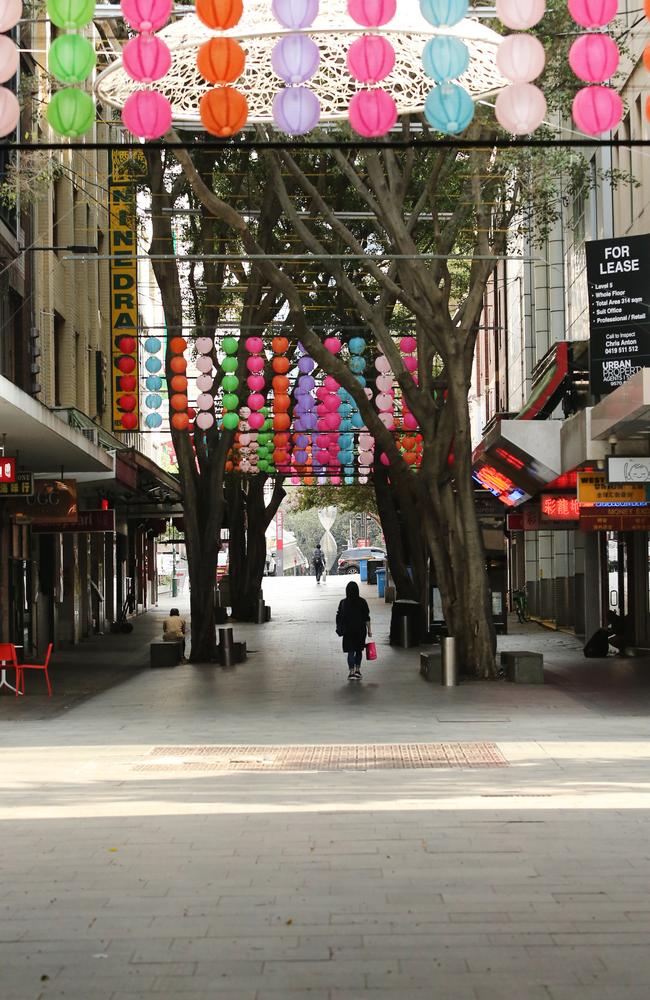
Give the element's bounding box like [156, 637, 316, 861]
[0, 0, 20, 137]
[46, 0, 96, 137]
[568, 0, 621, 134]
[271, 0, 320, 134]
[347, 0, 397, 137]
[197, 0, 248, 135]
[121, 0, 172, 138]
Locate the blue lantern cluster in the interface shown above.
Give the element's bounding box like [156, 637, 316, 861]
[143, 335, 164, 429]
[420, 0, 474, 135]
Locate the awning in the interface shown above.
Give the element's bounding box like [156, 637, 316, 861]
[0, 375, 113, 474]
[472, 420, 562, 506]
[517, 342, 570, 420]
[591, 368, 650, 442]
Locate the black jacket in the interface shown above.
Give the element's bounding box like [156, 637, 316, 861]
[336, 597, 370, 653]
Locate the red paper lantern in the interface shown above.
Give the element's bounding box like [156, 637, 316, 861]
[272, 356, 290, 374]
[197, 37, 245, 83]
[121, 412, 138, 430]
[199, 86, 248, 136]
[116, 355, 136, 374]
[118, 394, 137, 411]
[273, 394, 291, 413]
[271, 335, 289, 354]
[272, 375, 290, 392]
[195, 0, 243, 29]
[273, 413, 291, 431]
[118, 335, 136, 354]
[119, 375, 137, 391]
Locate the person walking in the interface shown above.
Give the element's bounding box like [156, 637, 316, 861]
[312, 544, 325, 584]
[336, 580, 372, 681]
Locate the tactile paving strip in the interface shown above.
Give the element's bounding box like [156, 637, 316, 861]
[133, 743, 508, 772]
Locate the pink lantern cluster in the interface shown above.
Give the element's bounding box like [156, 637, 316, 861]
[567, 0, 622, 135]
[494, 0, 547, 135]
[347, 0, 398, 138]
[375, 350, 395, 468]
[271, 0, 321, 135]
[314, 336, 343, 484]
[244, 336, 266, 432]
[399, 336, 420, 467]
[121, 0, 173, 139]
[0, 0, 21, 138]
[195, 335, 216, 431]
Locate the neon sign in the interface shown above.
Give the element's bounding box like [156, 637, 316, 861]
[495, 447, 525, 470]
[540, 495, 580, 520]
[0, 458, 16, 484]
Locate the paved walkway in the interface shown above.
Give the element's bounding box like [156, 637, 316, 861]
[2, 578, 650, 999]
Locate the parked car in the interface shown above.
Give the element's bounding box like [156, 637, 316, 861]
[337, 547, 386, 574]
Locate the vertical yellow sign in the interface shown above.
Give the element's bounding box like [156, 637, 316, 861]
[109, 150, 145, 431]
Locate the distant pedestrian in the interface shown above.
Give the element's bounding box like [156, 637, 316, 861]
[312, 544, 325, 584]
[336, 580, 372, 681]
[163, 607, 187, 662]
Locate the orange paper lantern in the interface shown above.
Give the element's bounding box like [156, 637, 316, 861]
[271, 336, 289, 354]
[273, 412, 291, 431]
[195, 0, 243, 29]
[168, 336, 187, 353]
[273, 394, 291, 413]
[199, 86, 248, 137]
[273, 449, 289, 464]
[171, 412, 189, 430]
[169, 355, 187, 373]
[171, 393, 188, 411]
[271, 356, 290, 374]
[272, 374, 290, 393]
[274, 432, 290, 446]
[170, 374, 188, 392]
[197, 37, 245, 83]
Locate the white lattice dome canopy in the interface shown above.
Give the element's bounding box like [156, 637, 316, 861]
[96, 0, 506, 127]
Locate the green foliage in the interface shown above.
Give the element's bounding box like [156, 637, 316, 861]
[292, 483, 378, 518]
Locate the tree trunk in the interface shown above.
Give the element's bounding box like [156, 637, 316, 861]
[227, 475, 286, 622]
[184, 501, 221, 662]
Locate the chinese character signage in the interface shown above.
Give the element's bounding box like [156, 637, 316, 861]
[0, 457, 16, 483]
[586, 235, 650, 396]
[0, 472, 34, 498]
[577, 472, 647, 505]
[540, 495, 580, 521]
[109, 149, 146, 433]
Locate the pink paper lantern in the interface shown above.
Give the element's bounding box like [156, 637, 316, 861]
[121, 0, 172, 32]
[569, 34, 619, 82]
[323, 375, 339, 390]
[247, 374, 265, 391]
[245, 336, 264, 352]
[568, 0, 617, 27]
[403, 355, 418, 373]
[375, 355, 392, 374]
[196, 336, 213, 353]
[248, 392, 265, 411]
[272, 33, 320, 84]
[349, 88, 397, 137]
[0, 36, 19, 84]
[122, 35, 171, 83]
[324, 394, 340, 412]
[196, 412, 215, 431]
[376, 393, 393, 411]
[196, 356, 213, 373]
[496, 33, 546, 83]
[380, 452, 390, 466]
[122, 90, 172, 139]
[0, 0, 21, 31]
[347, 34, 395, 84]
[572, 85, 622, 135]
[495, 0, 545, 30]
[249, 412, 265, 430]
[324, 337, 342, 353]
[495, 83, 546, 134]
[403, 412, 418, 430]
[400, 336, 417, 353]
[378, 412, 395, 428]
[0, 86, 19, 137]
[325, 412, 341, 430]
[246, 355, 265, 372]
[348, 0, 396, 26]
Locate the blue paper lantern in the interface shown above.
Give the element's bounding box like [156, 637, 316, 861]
[420, 0, 468, 26]
[339, 433, 354, 449]
[351, 412, 365, 429]
[144, 336, 162, 353]
[145, 393, 163, 410]
[349, 336, 366, 354]
[146, 375, 162, 391]
[355, 374, 367, 387]
[145, 356, 162, 373]
[422, 36, 469, 82]
[145, 412, 163, 429]
[425, 83, 474, 134]
[344, 476, 355, 484]
[349, 356, 367, 374]
[338, 449, 354, 465]
[339, 419, 352, 433]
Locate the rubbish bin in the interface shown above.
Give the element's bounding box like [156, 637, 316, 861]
[367, 561, 378, 585]
[390, 600, 421, 648]
[441, 636, 458, 686]
[359, 559, 368, 582]
[376, 568, 386, 599]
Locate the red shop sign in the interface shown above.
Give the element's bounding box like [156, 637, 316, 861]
[0, 457, 16, 483]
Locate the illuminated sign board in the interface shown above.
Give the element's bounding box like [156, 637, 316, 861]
[0, 471, 34, 497]
[472, 463, 528, 507]
[577, 472, 647, 506]
[0, 458, 16, 483]
[540, 495, 580, 521]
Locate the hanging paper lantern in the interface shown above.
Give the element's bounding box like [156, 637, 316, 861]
[568, 34, 619, 82]
[572, 85, 622, 134]
[197, 37, 245, 84]
[349, 88, 397, 137]
[196, 356, 213, 374]
[247, 374, 265, 390]
[122, 35, 171, 83]
[249, 412, 265, 430]
[272, 34, 320, 84]
[195, 0, 242, 29]
[496, 34, 546, 83]
[145, 336, 162, 353]
[121, 375, 137, 391]
[49, 35, 96, 85]
[196, 412, 215, 431]
[0, 86, 18, 137]
[170, 355, 187, 373]
[348, 0, 396, 26]
[568, 0, 617, 27]
[347, 34, 395, 84]
[200, 87, 248, 137]
[47, 0, 95, 28]
[422, 36, 469, 83]
[272, 0, 318, 28]
[495, 0, 545, 30]
[425, 83, 474, 134]
[0, 0, 21, 31]
[273, 87, 320, 135]
[123, 90, 172, 139]
[47, 88, 95, 137]
[495, 83, 546, 134]
[120, 0, 172, 31]
[420, 0, 468, 26]
[0, 36, 19, 84]
[171, 412, 189, 431]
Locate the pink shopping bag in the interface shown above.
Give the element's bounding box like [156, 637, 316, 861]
[366, 641, 377, 661]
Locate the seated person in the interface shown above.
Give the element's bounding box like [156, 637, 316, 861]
[163, 608, 187, 661]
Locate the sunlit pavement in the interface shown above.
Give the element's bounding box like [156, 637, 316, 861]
[2, 578, 650, 999]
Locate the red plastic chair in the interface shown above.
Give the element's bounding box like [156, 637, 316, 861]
[17, 644, 53, 696]
[0, 643, 19, 696]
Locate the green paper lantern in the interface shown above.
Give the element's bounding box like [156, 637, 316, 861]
[262, 419, 272, 431]
[222, 412, 239, 430]
[222, 374, 239, 392]
[47, 0, 96, 28]
[47, 88, 95, 137]
[258, 460, 269, 473]
[222, 336, 238, 355]
[49, 35, 96, 84]
[222, 392, 239, 410]
[221, 356, 238, 373]
[258, 432, 271, 445]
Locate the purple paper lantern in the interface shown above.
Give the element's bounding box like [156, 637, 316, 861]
[272, 33, 320, 84]
[272, 0, 319, 28]
[273, 86, 320, 135]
